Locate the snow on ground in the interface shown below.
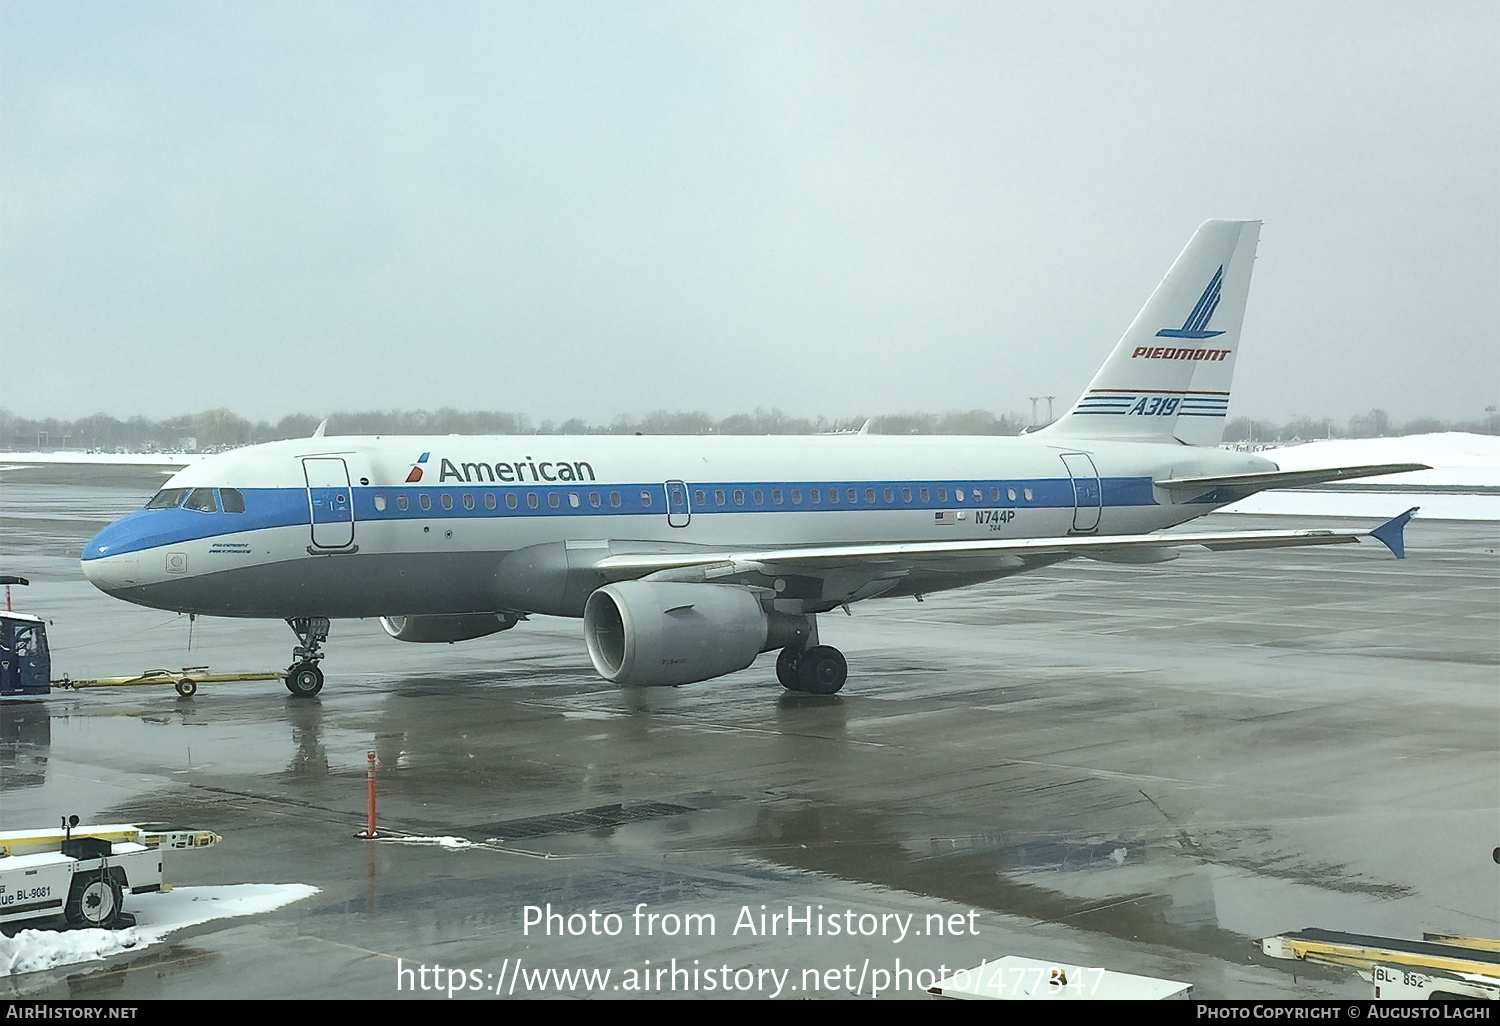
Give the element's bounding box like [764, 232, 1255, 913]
[1, 883, 318, 976]
[1222, 432, 1499, 520]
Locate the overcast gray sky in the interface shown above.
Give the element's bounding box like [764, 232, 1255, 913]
[2, 1, 1496, 426]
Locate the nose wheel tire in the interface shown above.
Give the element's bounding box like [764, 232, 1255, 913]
[285, 662, 324, 697]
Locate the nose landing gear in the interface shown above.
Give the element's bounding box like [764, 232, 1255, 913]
[285, 617, 330, 697]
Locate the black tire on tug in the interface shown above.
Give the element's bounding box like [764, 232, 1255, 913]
[776, 647, 802, 690]
[796, 646, 847, 695]
[65, 875, 123, 927]
[175, 678, 197, 697]
[286, 662, 324, 697]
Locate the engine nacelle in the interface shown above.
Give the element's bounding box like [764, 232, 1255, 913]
[584, 582, 806, 686]
[380, 611, 521, 644]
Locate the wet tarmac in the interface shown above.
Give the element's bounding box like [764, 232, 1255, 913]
[2, 474, 1497, 999]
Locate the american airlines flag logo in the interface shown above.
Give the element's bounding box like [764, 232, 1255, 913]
[934, 511, 957, 526]
[405, 452, 430, 483]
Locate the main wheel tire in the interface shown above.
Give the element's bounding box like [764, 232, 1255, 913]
[285, 662, 324, 697]
[65, 875, 123, 928]
[776, 647, 802, 690]
[175, 679, 197, 697]
[796, 645, 847, 695]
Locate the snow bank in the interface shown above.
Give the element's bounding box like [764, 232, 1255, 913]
[1, 883, 318, 976]
[1223, 432, 1499, 520]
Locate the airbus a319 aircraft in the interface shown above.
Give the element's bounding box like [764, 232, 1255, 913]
[81, 221, 1423, 697]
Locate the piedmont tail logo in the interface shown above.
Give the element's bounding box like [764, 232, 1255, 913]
[1156, 265, 1226, 340]
[406, 452, 430, 483]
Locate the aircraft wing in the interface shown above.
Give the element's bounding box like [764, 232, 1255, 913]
[1155, 463, 1429, 494]
[594, 508, 1420, 584]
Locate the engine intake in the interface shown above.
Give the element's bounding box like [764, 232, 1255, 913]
[584, 581, 808, 686]
[380, 612, 521, 644]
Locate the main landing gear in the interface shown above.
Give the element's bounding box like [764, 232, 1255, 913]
[776, 645, 848, 695]
[284, 616, 329, 697]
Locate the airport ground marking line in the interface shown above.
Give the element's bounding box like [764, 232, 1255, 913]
[987, 757, 1341, 801]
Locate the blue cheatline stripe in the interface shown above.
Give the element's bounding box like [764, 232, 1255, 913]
[83, 476, 1162, 558]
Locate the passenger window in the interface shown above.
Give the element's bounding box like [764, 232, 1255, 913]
[485, 494, 496, 510]
[920, 487, 930, 503]
[695, 490, 706, 506]
[810, 488, 821, 504]
[527, 493, 538, 509]
[791, 490, 802, 504]
[569, 493, 580, 508]
[640, 491, 652, 508]
[772, 490, 783, 505]
[991, 487, 1000, 502]
[828, 489, 839, 504]
[752, 489, 763, 505]
[865, 488, 876, 504]
[441, 494, 453, 510]
[548, 493, 560, 508]
[937, 488, 948, 502]
[902, 487, 912, 503]
[883, 488, 893, 503]
[374, 495, 387, 512]
[463, 494, 474, 510]
[419, 494, 431, 510]
[733, 490, 744, 506]
[847, 488, 857, 504]
[397, 495, 409, 511]
[506, 494, 518, 509]
[715, 490, 726, 506]
[610, 492, 621, 507]
[220, 488, 246, 513]
[1024, 488, 1034, 501]
[591, 492, 602, 508]
[1007, 488, 1017, 501]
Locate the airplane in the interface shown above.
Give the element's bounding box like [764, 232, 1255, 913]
[79, 220, 1426, 698]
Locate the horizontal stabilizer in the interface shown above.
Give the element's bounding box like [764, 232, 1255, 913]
[1156, 463, 1430, 494]
[1369, 507, 1419, 559]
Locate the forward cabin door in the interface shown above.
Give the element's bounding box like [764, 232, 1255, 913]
[665, 479, 691, 528]
[1060, 452, 1102, 533]
[304, 457, 355, 549]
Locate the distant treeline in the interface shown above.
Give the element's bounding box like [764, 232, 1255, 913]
[1, 407, 1028, 451]
[1221, 410, 1498, 444]
[1, 406, 1494, 452]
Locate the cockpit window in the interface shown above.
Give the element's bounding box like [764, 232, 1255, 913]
[145, 488, 190, 510]
[220, 488, 246, 513]
[183, 488, 218, 513]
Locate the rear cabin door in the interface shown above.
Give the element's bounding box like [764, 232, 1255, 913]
[1060, 452, 1102, 533]
[304, 457, 355, 549]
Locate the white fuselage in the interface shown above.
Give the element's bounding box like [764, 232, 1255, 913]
[80, 432, 1273, 620]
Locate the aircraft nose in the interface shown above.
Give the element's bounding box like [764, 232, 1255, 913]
[81, 522, 141, 594]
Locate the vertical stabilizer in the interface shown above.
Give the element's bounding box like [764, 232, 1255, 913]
[1045, 220, 1260, 445]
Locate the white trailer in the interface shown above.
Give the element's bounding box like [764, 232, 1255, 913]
[0, 820, 221, 930]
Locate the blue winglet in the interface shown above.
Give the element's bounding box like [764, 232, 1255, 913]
[1369, 507, 1418, 559]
